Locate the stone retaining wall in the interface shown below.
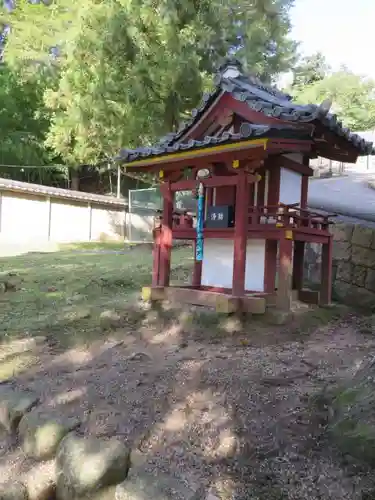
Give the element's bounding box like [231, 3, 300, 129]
[304, 223, 375, 309]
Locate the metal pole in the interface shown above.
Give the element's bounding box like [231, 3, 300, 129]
[195, 183, 204, 262]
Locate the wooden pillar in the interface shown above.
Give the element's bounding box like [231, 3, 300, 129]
[264, 240, 278, 293]
[152, 230, 161, 286]
[232, 170, 249, 296]
[320, 236, 333, 305]
[292, 240, 305, 290]
[267, 163, 281, 206]
[276, 231, 293, 311]
[159, 182, 174, 287]
[257, 171, 265, 207]
[300, 175, 308, 209]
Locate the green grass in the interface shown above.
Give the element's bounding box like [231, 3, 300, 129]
[0, 245, 193, 347]
[57, 241, 132, 252]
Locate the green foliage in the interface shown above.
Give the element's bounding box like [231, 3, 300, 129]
[1, 0, 297, 180]
[292, 69, 375, 131]
[292, 51, 329, 88]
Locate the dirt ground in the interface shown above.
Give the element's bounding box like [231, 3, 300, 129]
[1, 309, 375, 499]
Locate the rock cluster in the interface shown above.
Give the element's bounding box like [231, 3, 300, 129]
[0, 386, 208, 500]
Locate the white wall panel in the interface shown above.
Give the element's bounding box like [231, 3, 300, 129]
[49, 199, 89, 242]
[91, 205, 125, 241]
[201, 238, 265, 292]
[0, 193, 47, 242]
[279, 168, 302, 205]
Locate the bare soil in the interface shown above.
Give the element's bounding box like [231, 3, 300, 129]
[1, 311, 375, 499]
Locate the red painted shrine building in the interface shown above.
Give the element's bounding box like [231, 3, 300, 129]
[118, 60, 374, 314]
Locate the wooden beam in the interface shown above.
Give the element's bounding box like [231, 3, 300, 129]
[232, 170, 249, 296]
[276, 231, 293, 311]
[125, 139, 268, 171]
[159, 182, 174, 286]
[314, 124, 360, 161]
[270, 155, 314, 176]
[152, 231, 161, 286]
[143, 286, 266, 314]
[299, 289, 320, 305]
[300, 175, 308, 209]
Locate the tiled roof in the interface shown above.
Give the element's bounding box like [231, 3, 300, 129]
[157, 59, 375, 156]
[0, 177, 127, 207]
[119, 123, 312, 163]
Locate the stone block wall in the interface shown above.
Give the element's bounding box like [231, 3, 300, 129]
[304, 223, 375, 309]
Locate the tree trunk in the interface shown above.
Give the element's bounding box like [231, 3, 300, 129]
[70, 168, 80, 191]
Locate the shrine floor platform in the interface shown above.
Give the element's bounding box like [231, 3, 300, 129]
[142, 286, 320, 314]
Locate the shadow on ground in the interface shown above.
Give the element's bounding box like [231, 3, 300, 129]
[1, 304, 375, 499]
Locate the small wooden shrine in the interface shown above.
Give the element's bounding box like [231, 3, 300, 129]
[118, 59, 374, 314]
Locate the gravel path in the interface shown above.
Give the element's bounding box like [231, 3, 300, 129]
[308, 170, 375, 224]
[1, 314, 375, 499]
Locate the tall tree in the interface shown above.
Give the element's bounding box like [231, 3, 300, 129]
[45, 0, 297, 167]
[292, 52, 329, 89]
[1, 0, 297, 188]
[292, 70, 375, 131]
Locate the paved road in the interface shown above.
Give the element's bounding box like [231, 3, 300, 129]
[308, 170, 375, 225]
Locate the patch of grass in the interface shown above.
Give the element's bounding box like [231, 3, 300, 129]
[0, 246, 193, 347]
[57, 241, 131, 252]
[287, 304, 350, 336]
[311, 358, 375, 468]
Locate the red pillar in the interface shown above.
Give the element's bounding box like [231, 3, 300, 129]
[232, 170, 249, 296]
[152, 229, 161, 286]
[159, 182, 174, 287]
[276, 232, 293, 311]
[320, 236, 333, 305]
[300, 175, 308, 209]
[292, 240, 305, 290]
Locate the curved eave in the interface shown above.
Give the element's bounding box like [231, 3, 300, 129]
[123, 138, 269, 171]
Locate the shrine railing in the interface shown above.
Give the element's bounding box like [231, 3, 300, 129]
[248, 204, 335, 230]
[153, 205, 335, 232]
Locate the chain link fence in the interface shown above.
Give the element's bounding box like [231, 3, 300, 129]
[126, 187, 195, 242]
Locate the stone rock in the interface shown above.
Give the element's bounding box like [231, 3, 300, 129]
[351, 246, 375, 268]
[115, 468, 205, 500]
[266, 310, 292, 325]
[366, 269, 375, 292]
[56, 433, 130, 499]
[331, 223, 353, 242]
[332, 241, 351, 262]
[352, 225, 374, 248]
[333, 281, 375, 309]
[130, 448, 147, 468]
[127, 352, 151, 362]
[19, 409, 80, 460]
[83, 486, 117, 499]
[335, 261, 351, 283]
[0, 482, 28, 500]
[24, 460, 56, 500]
[99, 311, 122, 330]
[351, 265, 367, 288]
[0, 388, 39, 434]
